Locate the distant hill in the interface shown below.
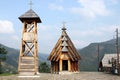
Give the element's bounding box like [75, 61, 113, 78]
[79, 38, 119, 71]
[1, 37, 120, 72]
[0, 43, 49, 73]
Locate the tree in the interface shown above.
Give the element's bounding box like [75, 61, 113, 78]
[0, 46, 7, 74]
[39, 62, 50, 73]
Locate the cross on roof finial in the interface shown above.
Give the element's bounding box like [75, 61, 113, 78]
[62, 21, 67, 31]
[63, 21, 66, 27]
[29, 1, 33, 9]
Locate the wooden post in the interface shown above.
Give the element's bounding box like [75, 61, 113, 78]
[74, 62, 76, 72]
[78, 61, 80, 71]
[55, 62, 56, 73]
[98, 44, 100, 72]
[56, 62, 59, 72]
[59, 59, 62, 71]
[116, 28, 120, 75]
[53, 62, 55, 73]
[68, 59, 71, 71]
[34, 21, 38, 74]
[71, 62, 73, 72]
[77, 61, 79, 71]
[74, 62, 75, 72]
[51, 61, 53, 73]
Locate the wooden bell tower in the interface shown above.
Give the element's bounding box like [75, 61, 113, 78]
[18, 9, 42, 75]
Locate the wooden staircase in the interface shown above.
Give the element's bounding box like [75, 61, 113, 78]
[19, 57, 36, 76]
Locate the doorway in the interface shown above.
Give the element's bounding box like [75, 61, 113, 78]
[62, 60, 68, 70]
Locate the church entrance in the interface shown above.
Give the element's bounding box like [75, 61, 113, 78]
[62, 60, 68, 70]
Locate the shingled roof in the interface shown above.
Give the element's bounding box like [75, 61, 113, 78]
[102, 54, 120, 67]
[48, 27, 81, 61]
[19, 9, 41, 23]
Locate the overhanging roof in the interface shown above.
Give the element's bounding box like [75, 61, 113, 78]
[48, 27, 81, 61]
[102, 54, 120, 67]
[19, 9, 42, 23]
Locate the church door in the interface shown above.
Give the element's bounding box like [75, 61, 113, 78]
[62, 60, 68, 70]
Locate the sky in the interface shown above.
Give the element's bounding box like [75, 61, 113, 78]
[0, 0, 120, 54]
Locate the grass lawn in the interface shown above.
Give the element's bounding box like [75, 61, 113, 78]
[0, 73, 15, 76]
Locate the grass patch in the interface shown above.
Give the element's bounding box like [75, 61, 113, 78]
[0, 73, 14, 76]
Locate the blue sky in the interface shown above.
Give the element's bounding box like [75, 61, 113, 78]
[0, 0, 120, 54]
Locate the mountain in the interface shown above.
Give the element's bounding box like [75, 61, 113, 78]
[79, 38, 118, 71]
[0, 43, 49, 73]
[0, 37, 119, 72]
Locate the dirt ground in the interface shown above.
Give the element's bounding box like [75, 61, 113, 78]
[0, 72, 120, 80]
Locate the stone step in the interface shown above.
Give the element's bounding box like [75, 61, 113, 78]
[19, 69, 35, 72]
[19, 72, 35, 76]
[21, 57, 34, 60]
[20, 63, 34, 65]
[19, 57, 36, 76]
[20, 65, 35, 69]
[20, 57, 35, 64]
[59, 71, 72, 75]
[20, 61, 34, 64]
[59, 71, 80, 75]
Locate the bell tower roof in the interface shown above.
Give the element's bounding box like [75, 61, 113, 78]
[19, 9, 42, 23]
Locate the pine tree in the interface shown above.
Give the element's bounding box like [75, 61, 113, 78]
[0, 46, 7, 74]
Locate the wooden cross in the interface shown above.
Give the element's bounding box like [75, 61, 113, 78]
[62, 21, 67, 30]
[63, 21, 66, 27]
[29, 1, 33, 9]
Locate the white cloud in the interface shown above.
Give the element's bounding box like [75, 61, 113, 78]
[48, 3, 63, 11]
[38, 24, 48, 31]
[12, 35, 19, 40]
[99, 25, 118, 33]
[55, 0, 64, 2]
[71, 0, 110, 18]
[70, 25, 119, 38]
[37, 24, 60, 53]
[70, 29, 103, 37]
[73, 40, 89, 49]
[0, 20, 14, 33]
[108, 0, 118, 4]
[69, 25, 118, 49]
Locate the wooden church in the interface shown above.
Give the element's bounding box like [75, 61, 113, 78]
[18, 8, 42, 75]
[48, 24, 81, 73]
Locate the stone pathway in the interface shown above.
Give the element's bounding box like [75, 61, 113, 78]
[0, 72, 120, 80]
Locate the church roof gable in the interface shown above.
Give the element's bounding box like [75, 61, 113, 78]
[48, 27, 81, 61]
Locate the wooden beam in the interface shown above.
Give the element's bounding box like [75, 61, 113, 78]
[23, 41, 34, 56]
[59, 59, 62, 71]
[68, 59, 71, 71]
[48, 38, 61, 60]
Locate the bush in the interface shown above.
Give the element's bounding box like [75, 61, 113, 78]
[39, 62, 50, 73]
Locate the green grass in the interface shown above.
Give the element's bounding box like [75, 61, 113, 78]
[0, 73, 14, 76]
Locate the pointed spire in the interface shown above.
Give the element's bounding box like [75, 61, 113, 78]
[29, 1, 33, 9]
[62, 21, 66, 31]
